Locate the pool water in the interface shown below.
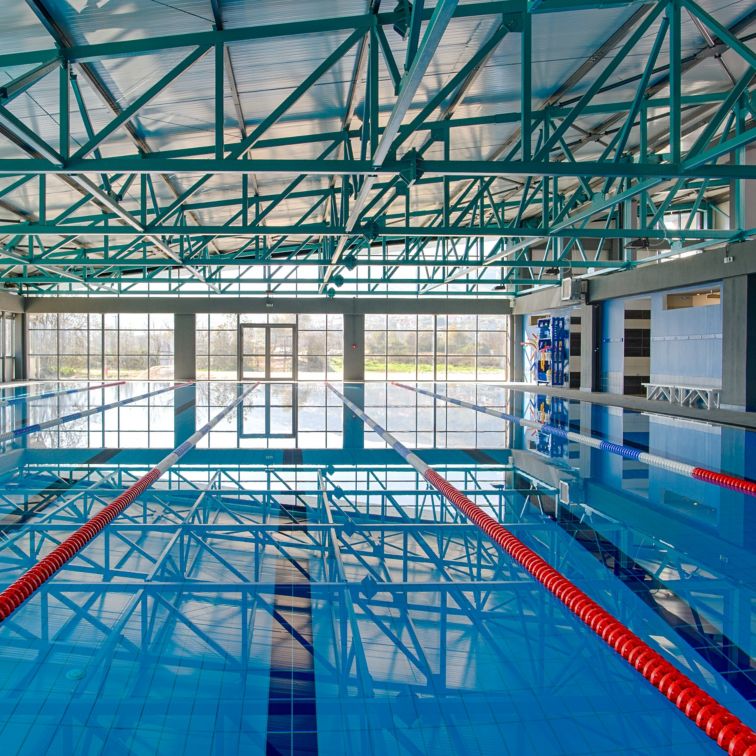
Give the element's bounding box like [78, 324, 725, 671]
[0, 381, 752, 755]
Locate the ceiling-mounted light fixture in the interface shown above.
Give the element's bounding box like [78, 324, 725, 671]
[625, 237, 671, 251]
[392, 0, 411, 37]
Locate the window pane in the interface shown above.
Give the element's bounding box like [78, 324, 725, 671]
[29, 314, 57, 329]
[365, 314, 386, 330]
[120, 313, 148, 330]
[29, 329, 56, 355]
[150, 314, 173, 329]
[365, 330, 386, 354]
[89, 331, 102, 355]
[150, 330, 173, 355]
[388, 331, 416, 355]
[477, 331, 505, 355]
[298, 314, 326, 330]
[104, 331, 118, 355]
[300, 332, 326, 355]
[60, 313, 87, 330]
[59, 329, 87, 355]
[59, 355, 88, 378]
[210, 330, 237, 355]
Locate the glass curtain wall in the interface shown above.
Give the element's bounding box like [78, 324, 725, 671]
[27, 313, 174, 379]
[195, 314, 344, 449]
[365, 314, 508, 380]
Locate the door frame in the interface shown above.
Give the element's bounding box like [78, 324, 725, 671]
[237, 323, 298, 438]
[237, 323, 298, 382]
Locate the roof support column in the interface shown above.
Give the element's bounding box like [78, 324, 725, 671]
[509, 314, 524, 383]
[343, 311, 365, 450]
[173, 314, 197, 446]
[575, 303, 599, 393]
[722, 136, 755, 412]
[14, 313, 25, 381]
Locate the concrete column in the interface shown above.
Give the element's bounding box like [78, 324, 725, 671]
[174, 313, 196, 381]
[720, 134, 751, 411]
[343, 312, 364, 382]
[509, 314, 524, 382]
[576, 304, 599, 392]
[14, 313, 25, 381]
[721, 274, 756, 412]
[173, 314, 196, 445]
[342, 311, 364, 449]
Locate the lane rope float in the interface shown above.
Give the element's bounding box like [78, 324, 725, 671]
[329, 382, 756, 755]
[0, 381, 191, 444]
[0, 382, 259, 623]
[392, 382, 756, 498]
[0, 380, 125, 406]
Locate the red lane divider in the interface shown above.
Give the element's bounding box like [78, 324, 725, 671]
[328, 381, 755, 752]
[0, 469, 161, 621]
[0, 381, 256, 623]
[423, 468, 756, 756]
[692, 467, 756, 497]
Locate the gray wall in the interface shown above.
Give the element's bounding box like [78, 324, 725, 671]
[513, 240, 756, 402]
[24, 296, 512, 316]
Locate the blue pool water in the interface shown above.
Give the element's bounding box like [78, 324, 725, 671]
[0, 381, 752, 754]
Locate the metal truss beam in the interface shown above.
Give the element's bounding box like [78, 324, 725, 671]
[0, 0, 751, 295]
[0, 157, 751, 179]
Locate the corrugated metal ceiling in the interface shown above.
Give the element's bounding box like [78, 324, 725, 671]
[0, 0, 749, 251]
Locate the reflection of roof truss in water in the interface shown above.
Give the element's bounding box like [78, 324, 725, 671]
[0, 466, 561, 700]
[511, 464, 755, 706]
[0, 461, 749, 725]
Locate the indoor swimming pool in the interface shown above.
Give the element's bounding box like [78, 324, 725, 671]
[0, 380, 752, 755]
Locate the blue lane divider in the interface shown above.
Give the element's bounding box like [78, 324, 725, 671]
[0, 380, 124, 406]
[390, 382, 755, 493]
[599, 440, 642, 460]
[0, 382, 191, 444]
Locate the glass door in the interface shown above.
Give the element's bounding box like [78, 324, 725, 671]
[239, 324, 297, 438]
[239, 325, 267, 380]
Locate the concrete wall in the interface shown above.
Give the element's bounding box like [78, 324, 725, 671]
[513, 244, 756, 399]
[721, 273, 756, 411]
[600, 286, 722, 393]
[0, 291, 23, 314]
[24, 296, 512, 316]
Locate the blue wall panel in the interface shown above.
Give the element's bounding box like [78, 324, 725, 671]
[649, 286, 722, 387]
[600, 300, 626, 393]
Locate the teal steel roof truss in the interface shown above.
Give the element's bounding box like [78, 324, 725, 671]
[0, 0, 750, 296]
